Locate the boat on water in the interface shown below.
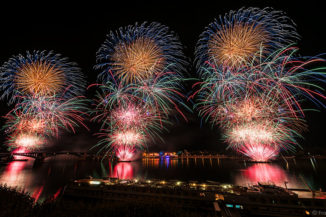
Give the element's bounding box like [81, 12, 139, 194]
[61, 178, 326, 216]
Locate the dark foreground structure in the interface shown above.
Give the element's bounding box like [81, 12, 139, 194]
[0, 184, 208, 217]
[1, 178, 326, 217]
[62, 178, 326, 217]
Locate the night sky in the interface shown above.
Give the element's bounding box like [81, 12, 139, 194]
[0, 1, 325, 154]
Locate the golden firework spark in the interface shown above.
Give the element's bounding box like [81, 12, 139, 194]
[15, 61, 65, 96]
[208, 23, 269, 68]
[111, 37, 165, 84]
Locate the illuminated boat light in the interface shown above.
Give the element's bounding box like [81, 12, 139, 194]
[89, 180, 101, 185]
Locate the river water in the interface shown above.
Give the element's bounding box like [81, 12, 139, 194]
[0, 155, 325, 202]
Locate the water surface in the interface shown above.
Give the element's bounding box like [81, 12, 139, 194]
[0, 155, 325, 202]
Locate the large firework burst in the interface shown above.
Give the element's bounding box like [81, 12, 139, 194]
[0, 50, 86, 104]
[2, 93, 88, 150]
[15, 61, 65, 96]
[4, 109, 48, 150]
[91, 82, 172, 144]
[194, 47, 326, 123]
[16, 95, 88, 136]
[111, 37, 165, 83]
[193, 45, 326, 161]
[195, 7, 299, 70]
[95, 22, 186, 84]
[93, 22, 189, 161]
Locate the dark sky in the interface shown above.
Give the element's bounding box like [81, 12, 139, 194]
[0, 1, 325, 153]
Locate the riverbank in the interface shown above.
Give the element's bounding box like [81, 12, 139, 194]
[0, 185, 211, 217]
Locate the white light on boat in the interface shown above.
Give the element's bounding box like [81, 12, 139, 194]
[89, 180, 101, 185]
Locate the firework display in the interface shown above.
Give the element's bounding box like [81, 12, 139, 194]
[93, 22, 188, 161]
[239, 144, 278, 162]
[95, 22, 186, 84]
[0, 50, 85, 104]
[0, 7, 324, 164]
[195, 7, 299, 71]
[194, 8, 326, 161]
[0, 51, 87, 150]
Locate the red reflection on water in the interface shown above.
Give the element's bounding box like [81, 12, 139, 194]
[111, 162, 133, 179]
[4, 161, 26, 184]
[31, 185, 44, 203]
[12, 147, 29, 160]
[53, 187, 62, 200]
[243, 164, 287, 184]
[0, 148, 30, 184]
[0, 148, 37, 194]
